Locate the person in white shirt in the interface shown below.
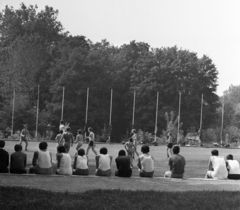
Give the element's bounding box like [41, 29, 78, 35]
[73, 148, 89, 175]
[29, 142, 53, 175]
[137, 145, 154, 178]
[56, 146, 72, 175]
[95, 147, 112, 176]
[205, 150, 228, 179]
[226, 154, 240, 180]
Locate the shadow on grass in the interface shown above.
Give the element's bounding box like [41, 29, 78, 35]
[1, 186, 240, 210]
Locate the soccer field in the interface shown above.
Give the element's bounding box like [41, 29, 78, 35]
[3, 140, 240, 178]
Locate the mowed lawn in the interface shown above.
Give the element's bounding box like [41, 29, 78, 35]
[3, 140, 240, 178]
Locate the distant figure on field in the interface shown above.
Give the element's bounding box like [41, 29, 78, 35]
[164, 145, 185, 179]
[76, 129, 84, 151]
[115, 150, 132, 177]
[20, 125, 30, 151]
[56, 146, 72, 175]
[95, 147, 112, 176]
[226, 154, 240, 180]
[59, 127, 74, 153]
[10, 144, 27, 174]
[4, 127, 11, 139]
[131, 129, 138, 158]
[166, 132, 173, 158]
[55, 130, 64, 151]
[73, 148, 89, 175]
[29, 142, 53, 175]
[225, 133, 230, 147]
[205, 149, 228, 179]
[124, 137, 138, 167]
[137, 145, 154, 178]
[86, 127, 97, 156]
[0, 140, 9, 173]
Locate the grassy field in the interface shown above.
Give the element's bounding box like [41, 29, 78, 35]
[3, 140, 240, 178]
[1, 186, 240, 210]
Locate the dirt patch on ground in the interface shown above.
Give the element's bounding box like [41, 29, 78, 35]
[1, 174, 240, 193]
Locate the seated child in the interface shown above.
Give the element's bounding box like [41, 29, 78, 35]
[73, 148, 89, 175]
[10, 144, 27, 174]
[56, 146, 72, 175]
[95, 147, 112, 176]
[226, 154, 240, 180]
[29, 142, 53, 175]
[115, 150, 132, 177]
[137, 145, 154, 178]
[0, 140, 9, 173]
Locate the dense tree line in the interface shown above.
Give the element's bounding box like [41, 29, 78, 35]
[0, 4, 221, 141]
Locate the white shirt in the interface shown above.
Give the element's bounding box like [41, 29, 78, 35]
[76, 155, 88, 170]
[227, 160, 240, 175]
[210, 156, 228, 179]
[139, 154, 154, 172]
[98, 154, 111, 171]
[38, 150, 52, 168]
[58, 153, 72, 175]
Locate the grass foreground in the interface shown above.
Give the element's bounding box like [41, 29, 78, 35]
[1, 186, 240, 210]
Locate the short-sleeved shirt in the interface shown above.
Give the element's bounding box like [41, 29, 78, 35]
[0, 148, 9, 170]
[227, 160, 240, 175]
[115, 156, 131, 171]
[10, 151, 27, 170]
[209, 156, 228, 179]
[169, 154, 185, 175]
[89, 132, 95, 142]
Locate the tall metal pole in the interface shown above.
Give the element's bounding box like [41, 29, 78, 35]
[85, 87, 89, 124]
[61, 86, 65, 121]
[177, 92, 181, 145]
[154, 91, 159, 141]
[109, 89, 113, 143]
[221, 95, 224, 146]
[132, 90, 136, 129]
[35, 85, 40, 138]
[11, 88, 15, 136]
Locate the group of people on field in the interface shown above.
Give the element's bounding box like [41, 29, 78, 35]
[0, 123, 240, 180]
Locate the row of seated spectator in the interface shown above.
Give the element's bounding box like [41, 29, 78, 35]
[0, 140, 239, 179]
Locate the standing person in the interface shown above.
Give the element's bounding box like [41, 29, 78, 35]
[29, 141, 53, 175]
[137, 145, 154, 178]
[55, 130, 64, 151]
[59, 121, 65, 132]
[225, 133, 230, 147]
[166, 132, 173, 158]
[205, 149, 228, 180]
[95, 147, 112, 176]
[124, 138, 138, 167]
[59, 127, 74, 153]
[20, 125, 29, 151]
[10, 144, 27, 174]
[76, 129, 84, 151]
[86, 127, 97, 156]
[226, 154, 240, 180]
[164, 145, 186, 179]
[56, 146, 72, 175]
[131, 129, 138, 158]
[73, 148, 89, 175]
[0, 140, 9, 173]
[115, 150, 132, 177]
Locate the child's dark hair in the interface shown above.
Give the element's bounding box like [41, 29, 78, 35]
[226, 154, 233, 160]
[78, 148, 85, 156]
[129, 138, 133, 142]
[78, 129, 82, 134]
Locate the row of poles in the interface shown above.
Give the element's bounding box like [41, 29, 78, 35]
[10, 87, 225, 144]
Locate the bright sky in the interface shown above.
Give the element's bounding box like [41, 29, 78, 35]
[1, 0, 240, 96]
